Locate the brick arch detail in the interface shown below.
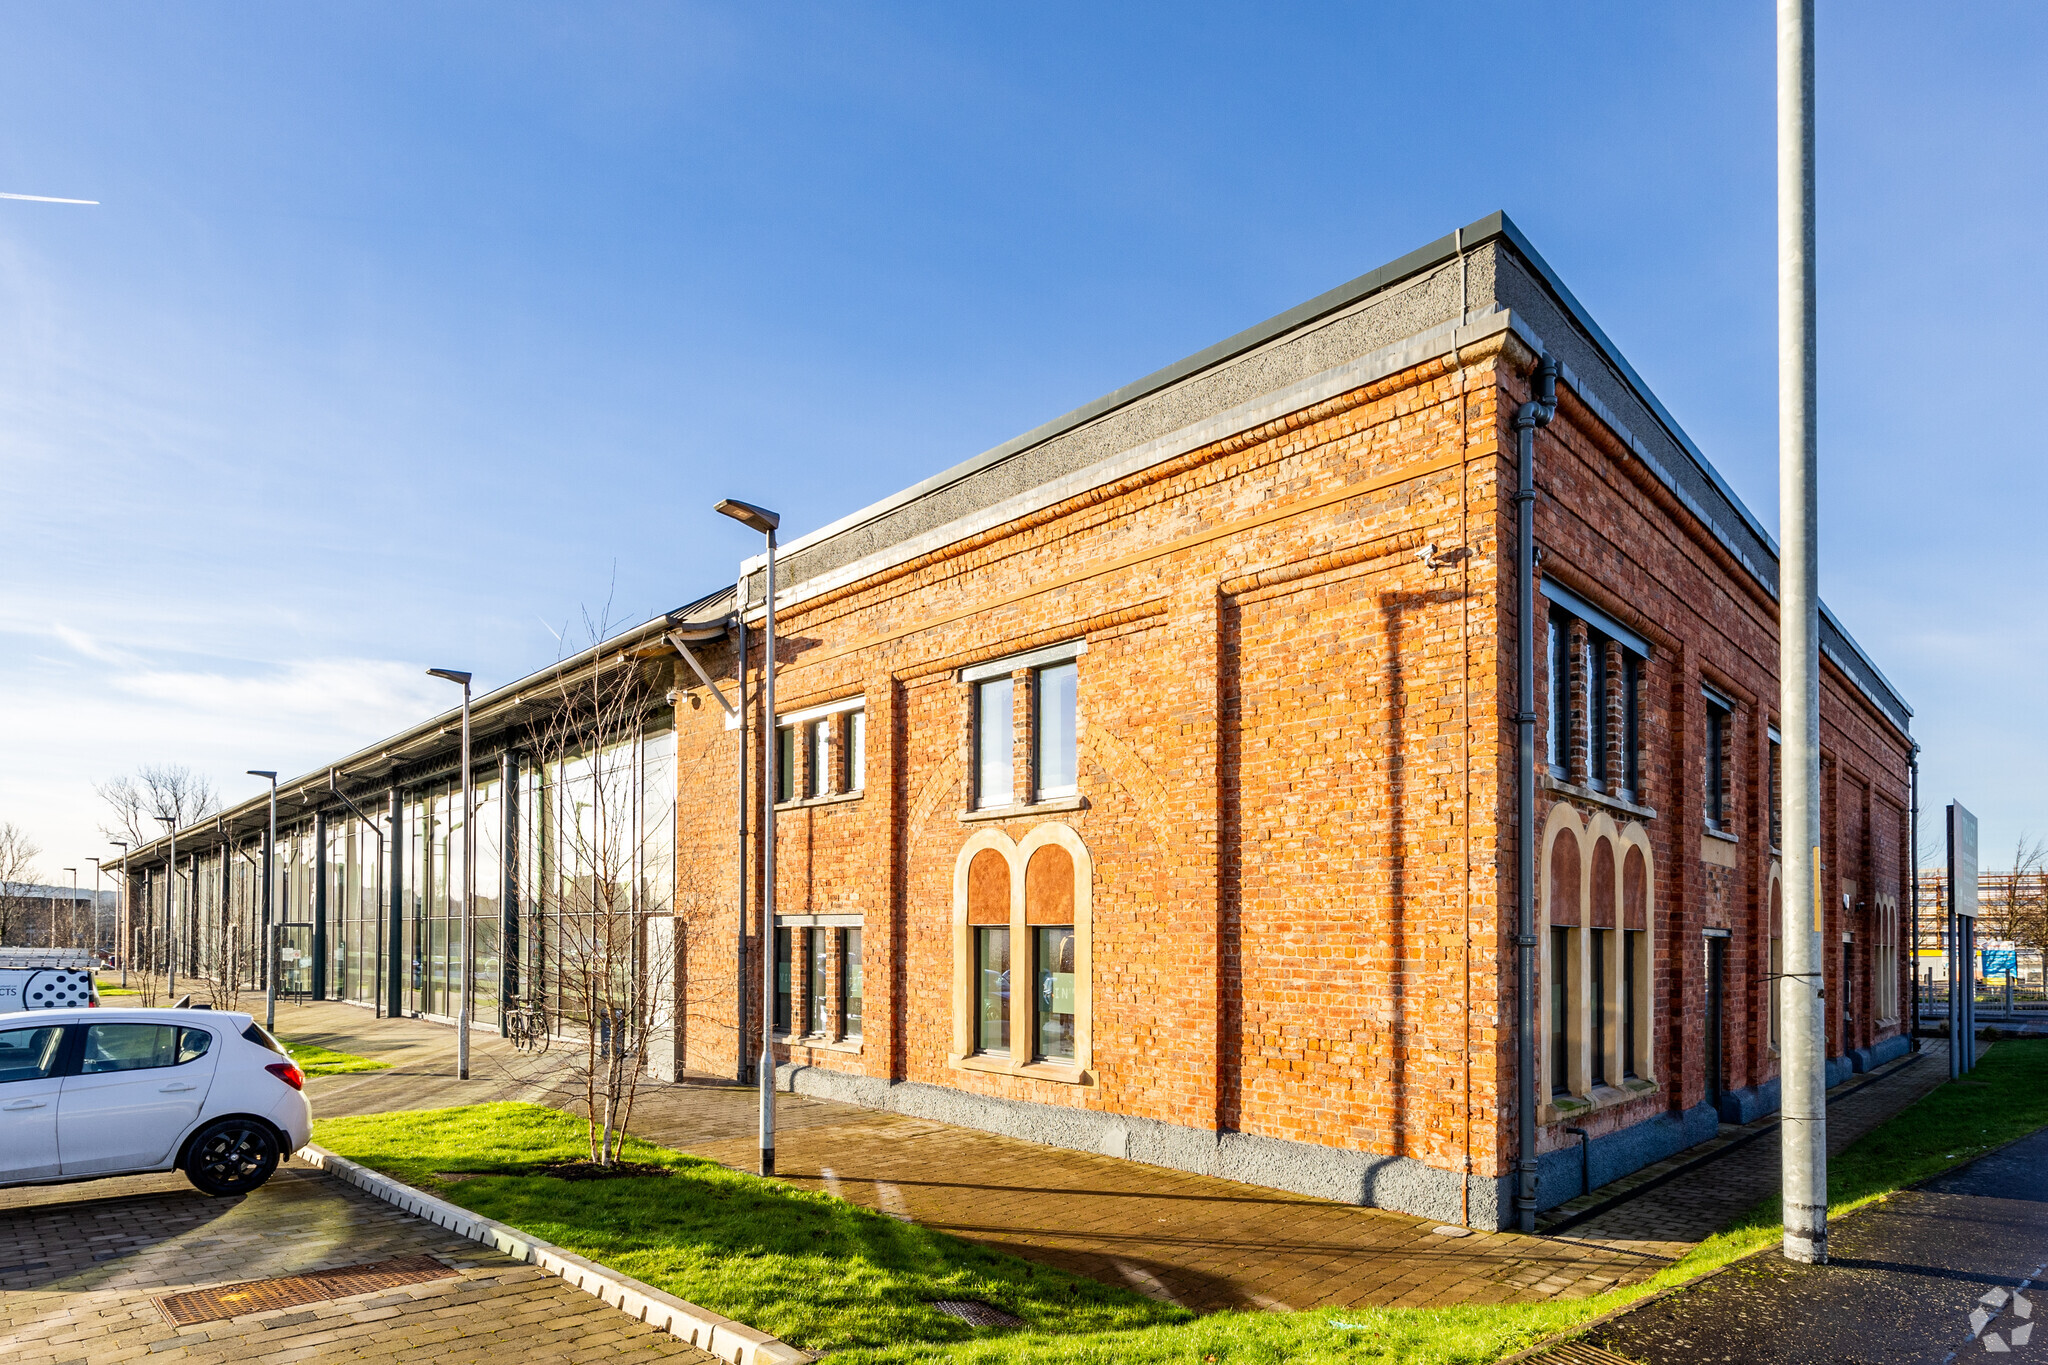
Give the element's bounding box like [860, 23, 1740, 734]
[1539, 803, 1659, 1107]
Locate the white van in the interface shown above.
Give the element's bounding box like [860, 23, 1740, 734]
[0, 949, 102, 1013]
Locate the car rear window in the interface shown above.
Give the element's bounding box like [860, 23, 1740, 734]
[0, 1025, 63, 1082]
[241, 1021, 287, 1055]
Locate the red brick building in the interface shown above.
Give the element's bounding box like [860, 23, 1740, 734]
[655, 214, 1916, 1229]
[115, 212, 1908, 1233]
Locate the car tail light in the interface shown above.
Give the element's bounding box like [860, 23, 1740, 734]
[265, 1061, 305, 1091]
[88, 997, 100, 1007]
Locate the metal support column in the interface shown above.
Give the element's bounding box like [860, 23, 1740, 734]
[312, 808, 329, 1001]
[387, 787, 406, 1019]
[500, 751, 519, 1032]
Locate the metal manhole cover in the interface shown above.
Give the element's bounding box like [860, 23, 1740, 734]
[153, 1254, 458, 1325]
[931, 1299, 1026, 1329]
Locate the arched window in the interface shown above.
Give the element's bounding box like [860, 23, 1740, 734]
[1542, 807, 1657, 1110]
[951, 826, 1092, 1082]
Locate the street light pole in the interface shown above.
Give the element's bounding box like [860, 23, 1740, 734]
[88, 858, 103, 959]
[1777, 0, 1828, 1266]
[62, 868, 77, 948]
[154, 816, 178, 1002]
[111, 843, 128, 984]
[249, 771, 279, 1030]
[428, 669, 476, 1081]
[716, 497, 781, 1178]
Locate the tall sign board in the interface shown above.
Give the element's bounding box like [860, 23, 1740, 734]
[1949, 801, 1978, 1076]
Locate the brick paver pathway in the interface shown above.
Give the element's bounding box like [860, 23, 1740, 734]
[1537, 1040, 1957, 1261]
[0, 1159, 715, 1365]
[284, 1000, 1961, 1319]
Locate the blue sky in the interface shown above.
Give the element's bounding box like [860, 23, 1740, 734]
[3, 2, 2042, 876]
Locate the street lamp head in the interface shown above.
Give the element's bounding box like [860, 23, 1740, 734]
[427, 668, 473, 687]
[247, 770, 276, 781]
[714, 498, 781, 535]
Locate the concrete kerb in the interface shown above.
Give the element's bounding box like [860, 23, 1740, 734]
[296, 1144, 813, 1365]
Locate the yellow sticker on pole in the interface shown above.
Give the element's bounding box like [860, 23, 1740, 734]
[1814, 849, 1824, 933]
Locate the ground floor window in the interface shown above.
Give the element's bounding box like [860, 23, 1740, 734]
[774, 926, 791, 1033]
[1550, 926, 1570, 1095]
[1623, 927, 1642, 1078]
[1034, 926, 1075, 1062]
[840, 928, 863, 1038]
[975, 926, 1010, 1055]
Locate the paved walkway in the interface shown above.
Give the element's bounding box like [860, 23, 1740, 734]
[279, 1001, 1959, 1318]
[0, 1159, 715, 1365]
[1536, 1040, 1956, 1261]
[1586, 1121, 2048, 1363]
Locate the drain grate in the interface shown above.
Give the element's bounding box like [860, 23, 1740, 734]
[931, 1299, 1026, 1330]
[153, 1254, 459, 1326]
[1522, 1342, 1644, 1365]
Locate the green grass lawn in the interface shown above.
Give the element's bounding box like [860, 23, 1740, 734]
[316, 1041, 2048, 1363]
[281, 1037, 391, 1076]
[312, 1103, 1185, 1354]
[96, 986, 140, 997]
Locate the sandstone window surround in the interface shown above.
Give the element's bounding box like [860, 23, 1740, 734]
[951, 823, 1093, 1085]
[1543, 583, 1649, 811]
[960, 640, 1088, 821]
[1539, 804, 1658, 1120]
[772, 694, 867, 809]
[1871, 892, 1899, 1024]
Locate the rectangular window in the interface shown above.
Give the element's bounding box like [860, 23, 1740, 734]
[1769, 935, 1783, 1051]
[840, 927, 863, 1038]
[1035, 662, 1077, 799]
[807, 927, 829, 1035]
[1622, 929, 1640, 1079]
[975, 926, 1010, 1054]
[1034, 925, 1076, 1062]
[846, 710, 866, 793]
[1546, 612, 1567, 775]
[976, 677, 1014, 809]
[1590, 928, 1608, 1086]
[1550, 926, 1570, 1095]
[1587, 636, 1610, 787]
[1623, 654, 1642, 798]
[806, 721, 827, 799]
[1768, 739, 1782, 848]
[773, 926, 791, 1033]
[776, 726, 796, 805]
[1704, 700, 1729, 830]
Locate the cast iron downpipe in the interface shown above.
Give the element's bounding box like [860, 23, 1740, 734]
[1514, 352, 1559, 1233]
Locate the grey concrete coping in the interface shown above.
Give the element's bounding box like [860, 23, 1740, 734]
[297, 1144, 812, 1365]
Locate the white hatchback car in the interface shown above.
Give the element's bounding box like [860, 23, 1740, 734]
[0, 1007, 312, 1196]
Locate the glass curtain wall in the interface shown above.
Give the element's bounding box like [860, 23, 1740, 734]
[514, 712, 676, 1028]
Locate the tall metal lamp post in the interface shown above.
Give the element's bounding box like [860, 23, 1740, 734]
[1777, 0, 1828, 1266]
[153, 816, 177, 1001]
[110, 842, 128, 983]
[715, 497, 781, 1177]
[428, 669, 476, 1081]
[249, 771, 279, 1029]
[87, 858, 104, 958]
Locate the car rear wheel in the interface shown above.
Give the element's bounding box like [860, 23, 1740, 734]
[184, 1118, 281, 1196]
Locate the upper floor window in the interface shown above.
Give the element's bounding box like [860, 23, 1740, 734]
[975, 677, 1014, 809]
[1767, 730, 1782, 848]
[963, 640, 1085, 812]
[1544, 587, 1649, 802]
[1035, 662, 1077, 799]
[774, 697, 867, 806]
[1703, 689, 1732, 831]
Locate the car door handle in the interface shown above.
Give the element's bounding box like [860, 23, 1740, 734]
[159, 1083, 199, 1093]
[3, 1099, 46, 1110]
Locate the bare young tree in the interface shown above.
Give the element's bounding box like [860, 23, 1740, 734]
[523, 623, 678, 1166]
[0, 822, 45, 947]
[96, 764, 222, 846]
[1982, 836, 2048, 958]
